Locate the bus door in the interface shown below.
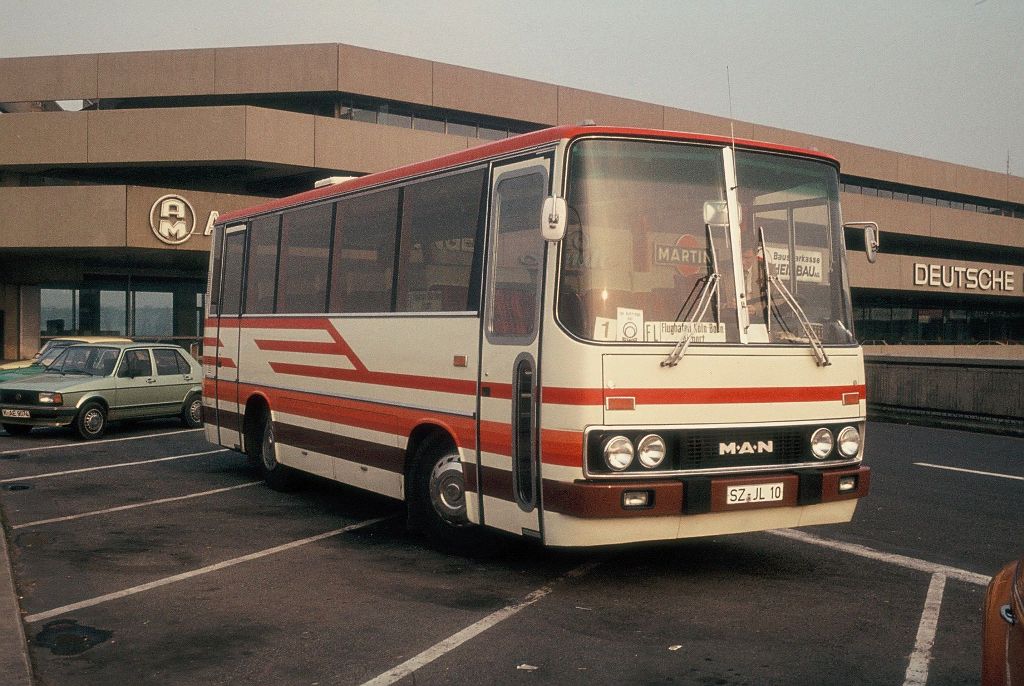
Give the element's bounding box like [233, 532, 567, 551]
[212, 224, 247, 448]
[478, 158, 550, 540]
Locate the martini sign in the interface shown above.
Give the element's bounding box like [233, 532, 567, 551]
[654, 234, 707, 276]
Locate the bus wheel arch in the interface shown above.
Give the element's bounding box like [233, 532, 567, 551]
[242, 393, 296, 491]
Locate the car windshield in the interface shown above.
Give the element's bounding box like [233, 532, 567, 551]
[556, 138, 854, 346]
[37, 343, 74, 367]
[48, 346, 120, 376]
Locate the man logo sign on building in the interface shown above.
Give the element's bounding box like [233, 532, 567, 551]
[150, 194, 196, 245]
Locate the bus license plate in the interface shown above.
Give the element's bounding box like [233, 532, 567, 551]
[1, 409, 30, 418]
[726, 482, 784, 505]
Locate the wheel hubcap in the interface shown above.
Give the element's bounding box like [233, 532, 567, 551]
[429, 454, 468, 524]
[261, 423, 277, 471]
[189, 400, 202, 424]
[83, 409, 103, 434]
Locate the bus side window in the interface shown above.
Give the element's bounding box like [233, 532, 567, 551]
[397, 167, 487, 313]
[277, 203, 333, 314]
[245, 215, 281, 314]
[329, 189, 400, 314]
[220, 231, 246, 316]
[489, 171, 546, 340]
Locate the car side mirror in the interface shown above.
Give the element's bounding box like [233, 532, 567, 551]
[845, 221, 880, 263]
[542, 196, 567, 242]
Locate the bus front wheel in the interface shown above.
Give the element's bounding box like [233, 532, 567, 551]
[412, 439, 474, 548]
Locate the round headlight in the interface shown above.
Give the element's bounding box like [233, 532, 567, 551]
[810, 428, 834, 459]
[603, 435, 634, 471]
[637, 434, 667, 469]
[837, 426, 861, 457]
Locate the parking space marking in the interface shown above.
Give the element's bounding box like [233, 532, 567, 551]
[768, 529, 991, 586]
[903, 573, 946, 686]
[0, 428, 203, 456]
[23, 515, 396, 624]
[914, 462, 1024, 482]
[0, 449, 228, 484]
[361, 560, 602, 686]
[11, 481, 262, 529]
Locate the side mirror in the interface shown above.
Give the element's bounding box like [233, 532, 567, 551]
[541, 197, 567, 242]
[703, 200, 730, 227]
[845, 221, 880, 263]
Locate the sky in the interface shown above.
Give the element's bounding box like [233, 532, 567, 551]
[1, 0, 1021, 177]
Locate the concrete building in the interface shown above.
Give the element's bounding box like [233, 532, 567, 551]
[0, 44, 1021, 426]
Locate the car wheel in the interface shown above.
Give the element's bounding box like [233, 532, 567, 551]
[2, 424, 32, 436]
[253, 413, 295, 491]
[411, 437, 477, 550]
[75, 401, 107, 440]
[181, 393, 203, 428]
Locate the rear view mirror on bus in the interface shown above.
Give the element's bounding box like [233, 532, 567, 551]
[844, 221, 880, 263]
[542, 196, 567, 241]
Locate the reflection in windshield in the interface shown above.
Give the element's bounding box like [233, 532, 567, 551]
[49, 346, 120, 377]
[556, 139, 855, 347]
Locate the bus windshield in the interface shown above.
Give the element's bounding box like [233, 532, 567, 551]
[556, 138, 855, 347]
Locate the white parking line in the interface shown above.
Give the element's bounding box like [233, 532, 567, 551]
[914, 462, 1024, 482]
[11, 481, 262, 529]
[903, 573, 946, 686]
[361, 560, 602, 686]
[0, 428, 203, 456]
[768, 529, 991, 586]
[0, 449, 228, 484]
[23, 515, 395, 624]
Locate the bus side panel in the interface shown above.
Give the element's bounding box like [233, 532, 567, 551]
[226, 315, 479, 504]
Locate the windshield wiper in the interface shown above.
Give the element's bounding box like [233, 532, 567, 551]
[758, 226, 830, 367]
[661, 223, 722, 368]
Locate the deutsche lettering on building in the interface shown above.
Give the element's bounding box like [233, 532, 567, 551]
[912, 263, 1017, 293]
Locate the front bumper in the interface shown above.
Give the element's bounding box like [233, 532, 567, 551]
[0, 404, 78, 428]
[544, 465, 870, 519]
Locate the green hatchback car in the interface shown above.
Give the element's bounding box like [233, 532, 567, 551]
[0, 343, 202, 439]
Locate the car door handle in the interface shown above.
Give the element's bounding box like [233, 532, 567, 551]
[146, 378, 157, 384]
[183, 376, 193, 381]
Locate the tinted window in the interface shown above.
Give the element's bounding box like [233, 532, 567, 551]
[329, 189, 400, 313]
[208, 225, 223, 315]
[118, 349, 153, 378]
[245, 215, 280, 314]
[154, 349, 182, 376]
[220, 231, 246, 315]
[488, 170, 546, 340]
[397, 168, 486, 312]
[277, 203, 333, 313]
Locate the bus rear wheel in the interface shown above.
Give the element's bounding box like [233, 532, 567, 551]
[253, 413, 296, 491]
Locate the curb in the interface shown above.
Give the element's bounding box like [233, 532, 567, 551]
[0, 516, 33, 686]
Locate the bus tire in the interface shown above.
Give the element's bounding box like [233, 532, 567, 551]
[181, 393, 203, 428]
[412, 438, 475, 549]
[254, 413, 296, 491]
[75, 401, 107, 440]
[2, 424, 31, 436]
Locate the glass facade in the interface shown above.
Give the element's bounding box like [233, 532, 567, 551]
[853, 296, 1023, 345]
[40, 280, 204, 346]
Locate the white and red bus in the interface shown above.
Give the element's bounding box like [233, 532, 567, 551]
[203, 124, 876, 547]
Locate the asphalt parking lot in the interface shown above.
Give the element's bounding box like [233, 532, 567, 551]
[0, 420, 1020, 685]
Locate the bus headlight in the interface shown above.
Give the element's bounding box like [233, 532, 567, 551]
[837, 426, 861, 457]
[636, 434, 667, 469]
[603, 436, 634, 471]
[810, 428, 834, 459]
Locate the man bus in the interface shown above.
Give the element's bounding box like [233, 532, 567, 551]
[202, 124, 877, 547]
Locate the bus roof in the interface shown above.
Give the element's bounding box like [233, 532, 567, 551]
[217, 125, 840, 224]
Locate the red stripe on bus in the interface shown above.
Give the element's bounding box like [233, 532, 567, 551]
[542, 384, 865, 406]
[268, 362, 478, 396]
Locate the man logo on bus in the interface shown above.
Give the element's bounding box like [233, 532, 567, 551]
[150, 195, 196, 245]
[719, 440, 774, 456]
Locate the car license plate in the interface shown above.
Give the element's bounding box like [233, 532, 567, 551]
[726, 482, 784, 505]
[1, 409, 30, 419]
